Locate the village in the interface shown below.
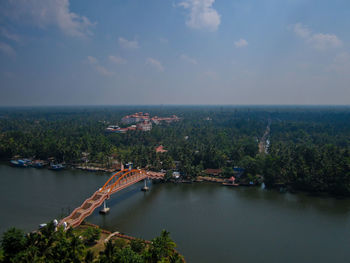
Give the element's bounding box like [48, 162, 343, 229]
[105, 112, 180, 133]
[9, 110, 257, 187]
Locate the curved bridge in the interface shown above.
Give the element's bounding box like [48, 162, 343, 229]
[59, 169, 164, 229]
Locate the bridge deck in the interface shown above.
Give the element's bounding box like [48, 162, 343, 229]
[60, 170, 164, 228]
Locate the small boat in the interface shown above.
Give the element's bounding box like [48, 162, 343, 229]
[10, 159, 29, 167]
[38, 223, 47, 229]
[239, 181, 255, 187]
[222, 176, 239, 187]
[32, 161, 45, 168]
[181, 180, 193, 184]
[49, 164, 65, 171]
[222, 182, 239, 187]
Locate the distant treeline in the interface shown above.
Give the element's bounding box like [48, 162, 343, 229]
[0, 106, 349, 195]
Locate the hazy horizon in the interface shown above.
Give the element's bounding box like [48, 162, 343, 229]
[1, 0, 350, 106]
[2, 104, 350, 110]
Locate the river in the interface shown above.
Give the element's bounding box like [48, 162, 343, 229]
[1, 164, 350, 263]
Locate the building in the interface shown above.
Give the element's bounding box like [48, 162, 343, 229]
[172, 171, 180, 179]
[105, 125, 120, 132]
[116, 128, 128, 133]
[137, 120, 152, 131]
[155, 145, 167, 153]
[121, 112, 150, 124]
[151, 115, 180, 125]
[128, 125, 137, 131]
[203, 169, 222, 177]
[107, 112, 180, 134]
[105, 124, 138, 133]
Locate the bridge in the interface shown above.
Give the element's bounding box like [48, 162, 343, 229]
[59, 169, 164, 229]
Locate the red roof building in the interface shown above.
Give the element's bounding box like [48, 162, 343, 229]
[137, 120, 152, 131]
[151, 115, 180, 125]
[121, 112, 150, 124]
[155, 145, 167, 153]
[203, 169, 222, 176]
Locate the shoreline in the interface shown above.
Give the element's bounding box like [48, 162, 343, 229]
[73, 222, 185, 261]
[3, 162, 349, 198]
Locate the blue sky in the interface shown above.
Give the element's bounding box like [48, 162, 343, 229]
[0, 0, 349, 106]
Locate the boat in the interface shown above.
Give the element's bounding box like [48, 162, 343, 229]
[38, 223, 47, 229]
[180, 179, 193, 184]
[49, 164, 65, 171]
[10, 159, 29, 167]
[222, 182, 239, 187]
[32, 160, 45, 168]
[239, 181, 255, 187]
[222, 176, 239, 187]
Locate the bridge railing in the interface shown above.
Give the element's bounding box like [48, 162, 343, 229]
[99, 169, 129, 193]
[59, 189, 102, 226]
[108, 173, 148, 195]
[69, 193, 107, 228]
[59, 169, 164, 228]
[106, 169, 143, 193]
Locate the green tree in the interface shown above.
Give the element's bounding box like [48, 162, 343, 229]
[82, 227, 101, 245]
[115, 246, 143, 263]
[148, 230, 176, 262]
[1, 228, 26, 262]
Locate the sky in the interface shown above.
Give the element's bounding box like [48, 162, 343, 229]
[0, 0, 350, 106]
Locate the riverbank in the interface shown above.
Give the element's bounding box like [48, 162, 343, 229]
[71, 222, 185, 262]
[5, 158, 118, 173]
[2, 164, 350, 263]
[78, 222, 185, 255]
[0, 219, 185, 263]
[4, 160, 347, 199]
[77, 222, 151, 255]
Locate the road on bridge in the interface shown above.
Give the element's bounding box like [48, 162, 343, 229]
[60, 169, 164, 229]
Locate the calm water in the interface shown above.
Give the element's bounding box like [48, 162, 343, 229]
[1, 165, 350, 263]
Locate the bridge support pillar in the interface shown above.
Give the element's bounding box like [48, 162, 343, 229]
[99, 200, 110, 214]
[141, 178, 149, 192]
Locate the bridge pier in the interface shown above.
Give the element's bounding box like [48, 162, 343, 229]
[99, 200, 110, 214]
[141, 178, 149, 191]
[59, 170, 165, 228]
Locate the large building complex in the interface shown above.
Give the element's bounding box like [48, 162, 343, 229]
[121, 112, 150, 124]
[107, 112, 180, 133]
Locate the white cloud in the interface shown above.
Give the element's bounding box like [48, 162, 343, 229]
[293, 23, 311, 38]
[118, 37, 139, 49]
[87, 56, 113, 76]
[0, 42, 16, 57]
[309, 33, 342, 50]
[0, 27, 21, 42]
[0, 0, 94, 38]
[109, 55, 127, 64]
[180, 54, 198, 64]
[292, 23, 342, 51]
[146, 58, 164, 72]
[179, 0, 221, 31]
[234, 39, 248, 48]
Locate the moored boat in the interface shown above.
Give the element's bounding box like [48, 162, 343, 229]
[222, 176, 239, 187]
[32, 160, 45, 168]
[10, 159, 30, 167]
[49, 164, 65, 170]
[222, 182, 239, 187]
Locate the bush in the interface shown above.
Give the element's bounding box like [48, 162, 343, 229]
[82, 227, 101, 245]
[1, 228, 26, 260]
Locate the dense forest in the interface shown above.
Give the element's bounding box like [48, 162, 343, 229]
[0, 223, 184, 263]
[0, 106, 349, 195]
